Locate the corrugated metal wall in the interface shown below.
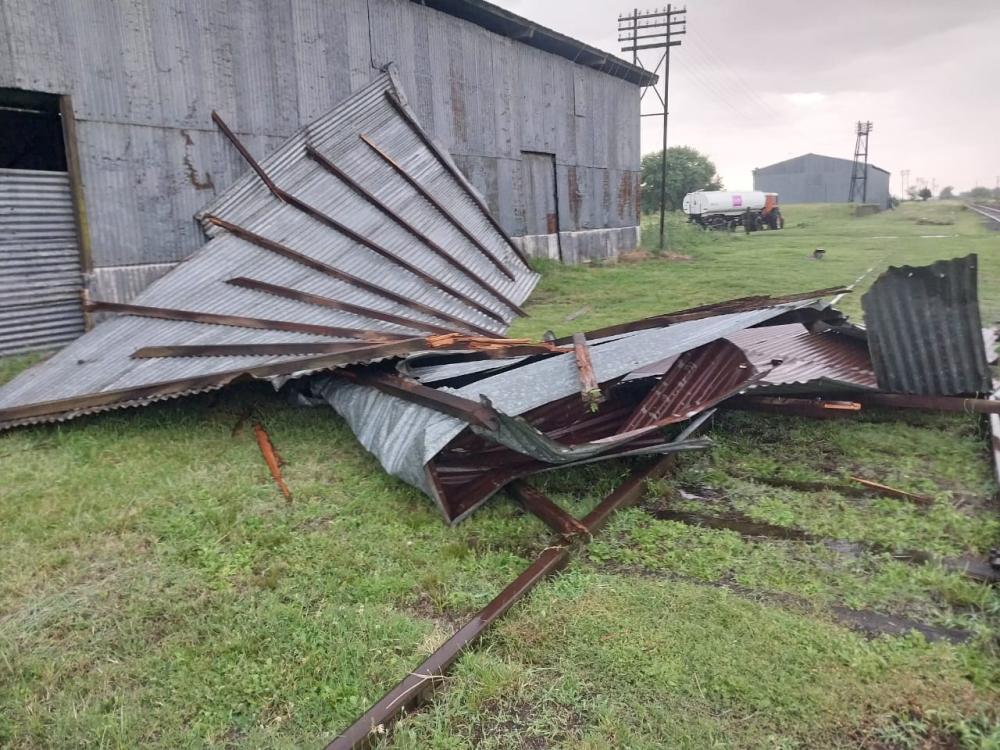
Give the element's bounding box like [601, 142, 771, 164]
[0, 0, 641, 280]
[0, 168, 85, 353]
[753, 154, 891, 207]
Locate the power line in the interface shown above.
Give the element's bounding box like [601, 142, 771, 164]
[673, 51, 768, 123]
[686, 29, 782, 121]
[619, 5, 687, 250]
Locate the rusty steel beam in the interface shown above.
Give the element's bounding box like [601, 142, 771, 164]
[381, 91, 531, 267]
[322, 452, 679, 750]
[85, 301, 408, 342]
[210, 116, 504, 328]
[337, 370, 499, 430]
[0, 340, 429, 426]
[211, 111, 284, 200]
[359, 133, 522, 279]
[723, 396, 862, 419]
[270, 186, 504, 327]
[204, 215, 490, 335]
[131, 342, 375, 359]
[855, 393, 1000, 415]
[553, 287, 850, 345]
[572, 332, 604, 409]
[253, 421, 292, 501]
[225, 277, 469, 336]
[305, 145, 525, 312]
[509, 481, 590, 537]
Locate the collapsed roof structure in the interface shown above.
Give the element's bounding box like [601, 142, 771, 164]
[0, 59, 995, 529]
[0, 70, 540, 430]
[304, 290, 858, 523]
[0, 65, 997, 750]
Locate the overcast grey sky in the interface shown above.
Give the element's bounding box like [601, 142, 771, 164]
[495, 0, 1000, 194]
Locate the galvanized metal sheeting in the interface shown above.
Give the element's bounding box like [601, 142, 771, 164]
[314, 301, 817, 505]
[862, 254, 991, 395]
[1, 0, 642, 272]
[0, 169, 85, 354]
[0, 72, 538, 429]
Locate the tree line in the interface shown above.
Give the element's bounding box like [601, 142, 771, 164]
[639, 146, 721, 213]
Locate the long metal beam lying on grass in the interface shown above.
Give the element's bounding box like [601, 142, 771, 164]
[322, 451, 684, 750]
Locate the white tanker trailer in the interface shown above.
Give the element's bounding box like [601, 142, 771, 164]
[682, 190, 783, 232]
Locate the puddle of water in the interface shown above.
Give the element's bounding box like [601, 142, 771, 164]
[647, 505, 998, 583]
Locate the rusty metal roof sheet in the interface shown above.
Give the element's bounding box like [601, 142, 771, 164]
[862, 254, 991, 395]
[726, 324, 878, 393]
[0, 69, 539, 430]
[311, 298, 825, 522]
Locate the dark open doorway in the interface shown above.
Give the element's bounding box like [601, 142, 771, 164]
[0, 88, 67, 171]
[0, 87, 86, 354]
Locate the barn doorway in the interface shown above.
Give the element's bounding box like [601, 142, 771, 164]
[0, 88, 85, 354]
[521, 151, 562, 260]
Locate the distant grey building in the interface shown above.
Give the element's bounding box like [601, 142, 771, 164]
[0, 0, 651, 353]
[753, 153, 891, 207]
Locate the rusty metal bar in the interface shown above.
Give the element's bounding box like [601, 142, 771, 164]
[553, 287, 850, 345]
[848, 476, 931, 506]
[131, 342, 375, 359]
[85, 301, 408, 342]
[305, 145, 525, 310]
[271, 186, 502, 327]
[509, 481, 590, 537]
[381, 91, 531, 267]
[205, 216, 494, 336]
[209, 117, 502, 328]
[855, 393, 1000, 415]
[0, 340, 429, 426]
[225, 277, 468, 336]
[723, 396, 862, 419]
[359, 132, 523, 279]
[211, 111, 284, 200]
[253, 422, 292, 501]
[322, 452, 678, 750]
[572, 332, 604, 409]
[337, 371, 499, 430]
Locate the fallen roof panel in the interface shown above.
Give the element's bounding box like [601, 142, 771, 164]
[862, 254, 991, 395]
[0, 68, 539, 430]
[310, 296, 828, 522]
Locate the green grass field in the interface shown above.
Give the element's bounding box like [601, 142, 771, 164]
[1, 202, 999, 749]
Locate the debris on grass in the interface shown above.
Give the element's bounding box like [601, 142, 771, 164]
[253, 421, 292, 502]
[848, 476, 932, 506]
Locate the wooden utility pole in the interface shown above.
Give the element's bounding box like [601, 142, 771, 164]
[619, 6, 686, 250]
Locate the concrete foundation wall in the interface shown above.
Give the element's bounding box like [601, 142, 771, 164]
[513, 225, 640, 264]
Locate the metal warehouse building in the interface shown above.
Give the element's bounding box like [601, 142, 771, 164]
[0, 0, 652, 354]
[753, 153, 891, 207]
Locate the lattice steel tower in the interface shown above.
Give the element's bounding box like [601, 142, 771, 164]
[848, 120, 873, 203]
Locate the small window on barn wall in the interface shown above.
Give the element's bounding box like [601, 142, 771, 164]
[0, 89, 66, 171]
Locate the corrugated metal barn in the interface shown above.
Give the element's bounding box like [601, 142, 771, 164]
[0, 0, 651, 354]
[753, 153, 891, 207]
